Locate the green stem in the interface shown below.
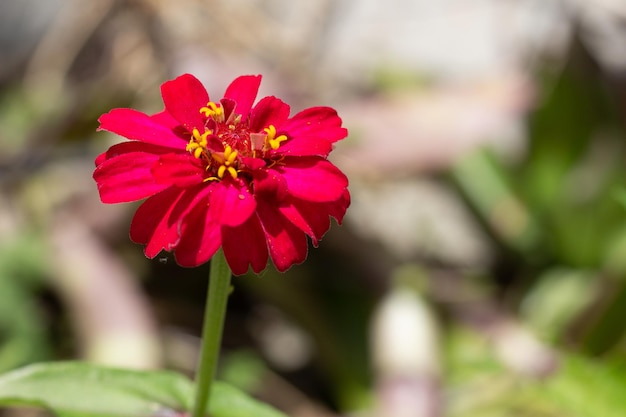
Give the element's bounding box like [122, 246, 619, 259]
[191, 249, 232, 417]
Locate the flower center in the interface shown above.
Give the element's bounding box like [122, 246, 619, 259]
[185, 101, 289, 181]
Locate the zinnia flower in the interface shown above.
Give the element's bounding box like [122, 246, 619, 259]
[94, 74, 350, 275]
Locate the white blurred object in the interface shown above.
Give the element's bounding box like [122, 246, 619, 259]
[371, 284, 442, 417]
[347, 179, 493, 267]
[323, 0, 569, 83]
[32, 160, 163, 370]
[251, 307, 314, 372]
[337, 73, 532, 176]
[49, 213, 162, 369]
[569, 0, 626, 74]
[492, 320, 558, 379]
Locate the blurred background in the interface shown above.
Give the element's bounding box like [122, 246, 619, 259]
[1, 0, 626, 416]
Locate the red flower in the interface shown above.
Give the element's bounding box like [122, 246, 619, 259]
[94, 74, 350, 274]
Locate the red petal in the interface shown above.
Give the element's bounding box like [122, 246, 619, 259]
[161, 74, 209, 132]
[278, 107, 347, 156]
[223, 75, 262, 120]
[219, 98, 236, 122]
[278, 136, 333, 157]
[287, 106, 347, 142]
[173, 187, 222, 267]
[208, 180, 256, 227]
[257, 200, 308, 272]
[275, 157, 349, 202]
[151, 153, 206, 187]
[249, 96, 290, 132]
[98, 109, 187, 149]
[281, 191, 350, 244]
[95, 141, 173, 166]
[93, 152, 168, 203]
[130, 187, 187, 257]
[222, 214, 268, 275]
[252, 168, 289, 201]
[241, 156, 266, 170]
[150, 110, 180, 129]
[278, 202, 317, 245]
[329, 188, 351, 224]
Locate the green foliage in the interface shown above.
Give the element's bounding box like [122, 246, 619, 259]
[0, 361, 289, 417]
[527, 356, 626, 417]
[220, 350, 268, 393]
[0, 232, 50, 372]
[450, 52, 626, 355]
[616, 189, 626, 210]
[446, 329, 626, 417]
[521, 268, 597, 342]
[443, 45, 626, 417]
[521, 65, 625, 268]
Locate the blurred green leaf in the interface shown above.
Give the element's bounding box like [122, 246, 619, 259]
[604, 224, 626, 274]
[447, 328, 626, 417]
[0, 361, 289, 417]
[451, 149, 539, 253]
[220, 350, 268, 393]
[521, 267, 598, 342]
[580, 278, 626, 354]
[523, 62, 612, 211]
[615, 188, 626, 210]
[523, 355, 626, 417]
[0, 232, 49, 371]
[519, 58, 625, 267]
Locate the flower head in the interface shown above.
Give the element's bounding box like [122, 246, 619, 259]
[94, 74, 349, 274]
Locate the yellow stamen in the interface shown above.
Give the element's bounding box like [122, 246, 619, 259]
[264, 124, 277, 137]
[200, 101, 224, 121]
[212, 145, 239, 179]
[226, 147, 238, 164]
[186, 129, 213, 158]
[226, 166, 238, 179]
[264, 125, 288, 150]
